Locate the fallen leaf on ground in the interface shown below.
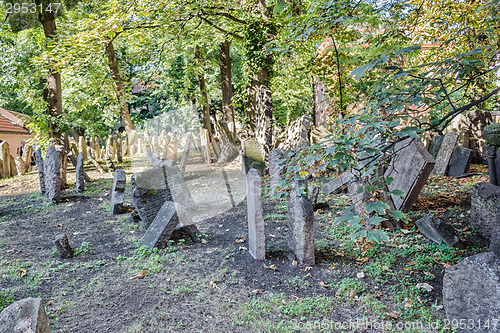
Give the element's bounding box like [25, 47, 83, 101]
[356, 257, 369, 264]
[209, 281, 219, 289]
[235, 238, 245, 243]
[416, 282, 434, 292]
[401, 229, 411, 234]
[304, 273, 312, 278]
[129, 270, 147, 280]
[356, 272, 365, 279]
[424, 271, 435, 278]
[265, 264, 277, 271]
[292, 260, 298, 266]
[386, 312, 399, 319]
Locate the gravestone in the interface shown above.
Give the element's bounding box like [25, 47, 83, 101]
[385, 138, 435, 211]
[246, 169, 265, 260]
[44, 146, 61, 203]
[131, 163, 194, 229]
[200, 128, 211, 164]
[242, 137, 265, 175]
[321, 171, 355, 195]
[111, 169, 126, 214]
[490, 225, 500, 258]
[140, 201, 194, 249]
[0, 297, 50, 333]
[166, 140, 179, 161]
[470, 182, 500, 240]
[278, 114, 312, 152]
[268, 148, 285, 196]
[146, 150, 162, 168]
[116, 134, 123, 163]
[180, 134, 193, 175]
[443, 252, 500, 333]
[428, 135, 444, 159]
[432, 132, 459, 175]
[76, 152, 85, 192]
[9, 154, 17, 177]
[54, 234, 74, 259]
[287, 180, 315, 265]
[485, 123, 500, 185]
[447, 146, 473, 178]
[14, 156, 25, 175]
[0, 141, 10, 178]
[216, 142, 239, 164]
[35, 148, 45, 194]
[255, 85, 273, 159]
[416, 215, 460, 247]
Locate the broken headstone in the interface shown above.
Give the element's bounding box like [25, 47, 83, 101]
[246, 168, 265, 260]
[471, 182, 500, 240]
[54, 233, 74, 259]
[0, 297, 50, 333]
[416, 215, 460, 247]
[111, 169, 126, 214]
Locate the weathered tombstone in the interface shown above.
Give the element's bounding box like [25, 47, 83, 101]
[470, 182, 500, 240]
[242, 137, 265, 175]
[55, 144, 67, 189]
[180, 134, 193, 175]
[140, 201, 194, 249]
[22, 145, 33, 174]
[79, 136, 87, 161]
[146, 150, 162, 168]
[447, 146, 473, 178]
[0, 141, 10, 178]
[14, 156, 25, 175]
[428, 135, 444, 159]
[199, 128, 211, 164]
[54, 233, 74, 259]
[216, 142, 239, 164]
[287, 180, 315, 265]
[255, 85, 273, 159]
[246, 169, 265, 260]
[416, 215, 460, 247]
[432, 132, 459, 175]
[484, 123, 500, 185]
[308, 185, 320, 208]
[76, 152, 85, 192]
[443, 252, 500, 333]
[110, 169, 126, 214]
[105, 154, 115, 172]
[385, 137, 435, 211]
[268, 148, 285, 196]
[0, 297, 50, 333]
[35, 148, 45, 194]
[490, 225, 500, 258]
[278, 114, 312, 152]
[44, 146, 61, 203]
[164, 164, 195, 210]
[166, 140, 179, 161]
[9, 154, 17, 177]
[321, 171, 355, 195]
[116, 133, 123, 163]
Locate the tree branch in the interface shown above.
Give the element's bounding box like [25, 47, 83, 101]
[198, 15, 243, 40]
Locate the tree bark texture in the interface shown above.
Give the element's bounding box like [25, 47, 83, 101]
[219, 40, 236, 138]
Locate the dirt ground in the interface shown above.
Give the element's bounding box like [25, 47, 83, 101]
[0, 157, 491, 332]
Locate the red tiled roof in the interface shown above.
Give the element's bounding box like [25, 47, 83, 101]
[0, 114, 30, 134]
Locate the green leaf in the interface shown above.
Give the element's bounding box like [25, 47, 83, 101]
[394, 46, 421, 57]
[368, 215, 387, 226]
[388, 189, 404, 196]
[365, 201, 389, 215]
[390, 210, 408, 222]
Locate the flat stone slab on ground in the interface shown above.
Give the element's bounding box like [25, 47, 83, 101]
[416, 215, 460, 247]
[443, 252, 500, 333]
[471, 182, 500, 240]
[0, 297, 50, 333]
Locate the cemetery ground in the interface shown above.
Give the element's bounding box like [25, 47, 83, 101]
[0, 162, 491, 332]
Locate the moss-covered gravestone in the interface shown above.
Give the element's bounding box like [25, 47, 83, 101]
[242, 137, 265, 175]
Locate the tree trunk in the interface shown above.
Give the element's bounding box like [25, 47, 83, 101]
[195, 45, 220, 159]
[219, 40, 236, 139]
[106, 41, 135, 134]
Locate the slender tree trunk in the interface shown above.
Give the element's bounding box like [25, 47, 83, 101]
[195, 45, 220, 159]
[106, 41, 135, 134]
[219, 40, 236, 139]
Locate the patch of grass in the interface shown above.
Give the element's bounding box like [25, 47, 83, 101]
[74, 242, 93, 256]
[0, 287, 15, 311]
[284, 275, 311, 291]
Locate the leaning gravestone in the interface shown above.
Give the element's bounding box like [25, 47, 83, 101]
[416, 215, 460, 248]
[35, 148, 45, 194]
[470, 182, 500, 240]
[140, 201, 194, 249]
[443, 252, 500, 333]
[180, 134, 193, 175]
[278, 114, 312, 151]
[0, 141, 10, 178]
[246, 169, 265, 260]
[76, 152, 85, 192]
[447, 146, 473, 178]
[0, 297, 50, 333]
[432, 132, 459, 175]
[321, 171, 355, 195]
[287, 180, 315, 265]
[428, 135, 444, 159]
[110, 169, 126, 214]
[385, 137, 435, 211]
[268, 148, 285, 196]
[242, 137, 266, 175]
[44, 146, 61, 203]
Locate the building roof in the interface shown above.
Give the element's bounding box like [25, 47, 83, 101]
[0, 108, 31, 135]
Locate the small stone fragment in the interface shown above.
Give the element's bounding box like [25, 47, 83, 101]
[54, 233, 74, 259]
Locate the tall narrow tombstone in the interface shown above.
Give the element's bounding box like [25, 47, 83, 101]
[116, 134, 123, 163]
[287, 180, 315, 265]
[0, 141, 10, 178]
[22, 145, 33, 174]
[76, 152, 85, 192]
[432, 132, 459, 175]
[200, 128, 211, 164]
[268, 148, 285, 196]
[242, 137, 266, 175]
[35, 148, 45, 194]
[14, 156, 25, 175]
[166, 140, 179, 161]
[428, 135, 444, 159]
[110, 169, 126, 214]
[180, 134, 193, 175]
[246, 169, 265, 260]
[447, 146, 473, 178]
[385, 137, 435, 211]
[44, 146, 61, 203]
[9, 154, 17, 177]
[137, 138, 143, 154]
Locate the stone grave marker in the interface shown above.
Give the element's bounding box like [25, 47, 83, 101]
[246, 169, 265, 260]
[443, 252, 500, 333]
[432, 132, 459, 175]
[242, 137, 265, 175]
[146, 150, 162, 168]
[54, 234, 74, 259]
[287, 180, 315, 265]
[76, 152, 85, 192]
[321, 171, 355, 195]
[0, 297, 50, 333]
[490, 225, 500, 258]
[44, 146, 61, 203]
[447, 146, 473, 178]
[268, 148, 285, 196]
[35, 148, 45, 194]
[416, 215, 460, 248]
[0, 141, 10, 178]
[471, 182, 500, 240]
[278, 114, 311, 151]
[180, 134, 193, 175]
[166, 140, 179, 161]
[111, 169, 126, 214]
[428, 135, 444, 159]
[385, 137, 435, 211]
